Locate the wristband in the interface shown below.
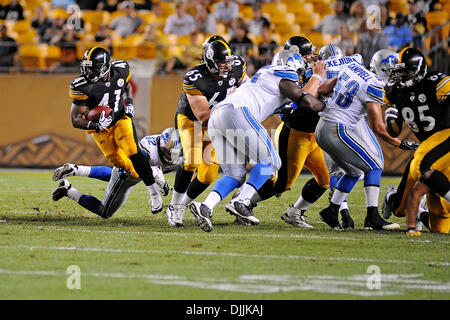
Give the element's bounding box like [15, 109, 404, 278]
[311, 73, 321, 81]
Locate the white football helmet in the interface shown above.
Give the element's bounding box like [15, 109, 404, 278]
[370, 49, 398, 82]
[318, 44, 344, 61]
[277, 50, 306, 77]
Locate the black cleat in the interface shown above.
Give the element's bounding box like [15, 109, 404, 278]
[161, 182, 170, 197]
[364, 207, 400, 230]
[318, 205, 343, 230]
[340, 209, 354, 230]
[189, 202, 213, 232]
[51, 179, 71, 201]
[225, 200, 260, 225]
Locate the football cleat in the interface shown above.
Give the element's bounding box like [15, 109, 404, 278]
[160, 182, 170, 197]
[318, 205, 343, 230]
[189, 202, 213, 232]
[340, 209, 354, 230]
[149, 193, 163, 214]
[364, 209, 400, 230]
[52, 163, 78, 181]
[225, 199, 260, 225]
[416, 196, 429, 232]
[51, 179, 71, 201]
[166, 203, 186, 227]
[280, 205, 313, 229]
[381, 185, 397, 219]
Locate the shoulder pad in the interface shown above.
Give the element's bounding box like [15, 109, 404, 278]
[70, 76, 88, 90]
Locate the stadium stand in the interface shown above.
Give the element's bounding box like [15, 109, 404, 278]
[0, 0, 448, 74]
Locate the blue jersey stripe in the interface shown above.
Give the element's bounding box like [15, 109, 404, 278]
[274, 71, 299, 81]
[367, 85, 383, 99]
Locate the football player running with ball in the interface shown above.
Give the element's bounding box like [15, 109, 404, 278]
[68, 47, 164, 214]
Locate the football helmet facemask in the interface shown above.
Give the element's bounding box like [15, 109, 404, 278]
[204, 40, 234, 79]
[80, 47, 111, 83]
[391, 47, 427, 88]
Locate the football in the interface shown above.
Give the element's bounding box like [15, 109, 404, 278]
[86, 106, 112, 122]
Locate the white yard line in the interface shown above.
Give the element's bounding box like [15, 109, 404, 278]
[0, 268, 448, 296]
[1, 244, 448, 267]
[3, 224, 448, 244]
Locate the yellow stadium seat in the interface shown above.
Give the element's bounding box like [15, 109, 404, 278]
[289, 2, 314, 17]
[19, 44, 44, 69]
[137, 41, 158, 59]
[16, 30, 37, 44]
[314, 3, 334, 18]
[425, 10, 449, 43]
[43, 44, 61, 68]
[48, 8, 69, 20]
[82, 10, 110, 33]
[12, 20, 31, 33]
[304, 31, 332, 49]
[159, 1, 175, 17]
[296, 10, 320, 33]
[177, 34, 191, 46]
[239, 4, 254, 20]
[389, 0, 408, 15]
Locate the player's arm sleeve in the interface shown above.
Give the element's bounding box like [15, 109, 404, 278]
[273, 67, 299, 83]
[364, 83, 384, 105]
[69, 83, 88, 106]
[436, 75, 450, 103]
[182, 76, 202, 96]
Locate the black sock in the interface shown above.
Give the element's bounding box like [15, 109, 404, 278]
[366, 206, 379, 218]
[186, 177, 210, 200]
[173, 166, 194, 194]
[302, 177, 327, 203]
[419, 211, 430, 230]
[129, 152, 155, 186]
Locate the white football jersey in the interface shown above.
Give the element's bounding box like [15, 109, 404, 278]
[213, 64, 298, 123]
[139, 134, 182, 172]
[321, 54, 365, 82]
[320, 62, 385, 129]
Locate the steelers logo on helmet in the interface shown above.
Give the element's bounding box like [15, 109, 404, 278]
[203, 40, 234, 79]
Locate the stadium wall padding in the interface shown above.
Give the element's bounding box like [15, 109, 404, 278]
[0, 74, 414, 174]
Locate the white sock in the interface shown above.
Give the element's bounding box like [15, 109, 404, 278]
[444, 190, 450, 203]
[331, 189, 348, 206]
[364, 186, 380, 207]
[170, 190, 184, 205]
[203, 191, 222, 210]
[179, 193, 193, 207]
[147, 183, 160, 197]
[293, 196, 312, 210]
[340, 201, 349, 211]
[76, 165, 91, 177]
[235, 183, 257, 202]
[67, 186, 83, 202]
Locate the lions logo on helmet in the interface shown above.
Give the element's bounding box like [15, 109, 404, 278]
[370, 49, 398, 82]
[278, 50, 306, 77]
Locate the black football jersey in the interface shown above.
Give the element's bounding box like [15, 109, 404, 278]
[69, 60, 132, 116]
[384, 71, 450, 142]
[176, 55, 247, 121]
[281, 77, 320, 133]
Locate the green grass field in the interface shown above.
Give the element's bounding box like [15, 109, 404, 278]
[0, 170, 448, 300]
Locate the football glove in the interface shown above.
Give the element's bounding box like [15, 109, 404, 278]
[98, 110, 113, 131]
[399, 140, 420, 150]
[384, 107, 398, 123]
[278, 102, 299, 115]
[125, 98, 135, 118]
